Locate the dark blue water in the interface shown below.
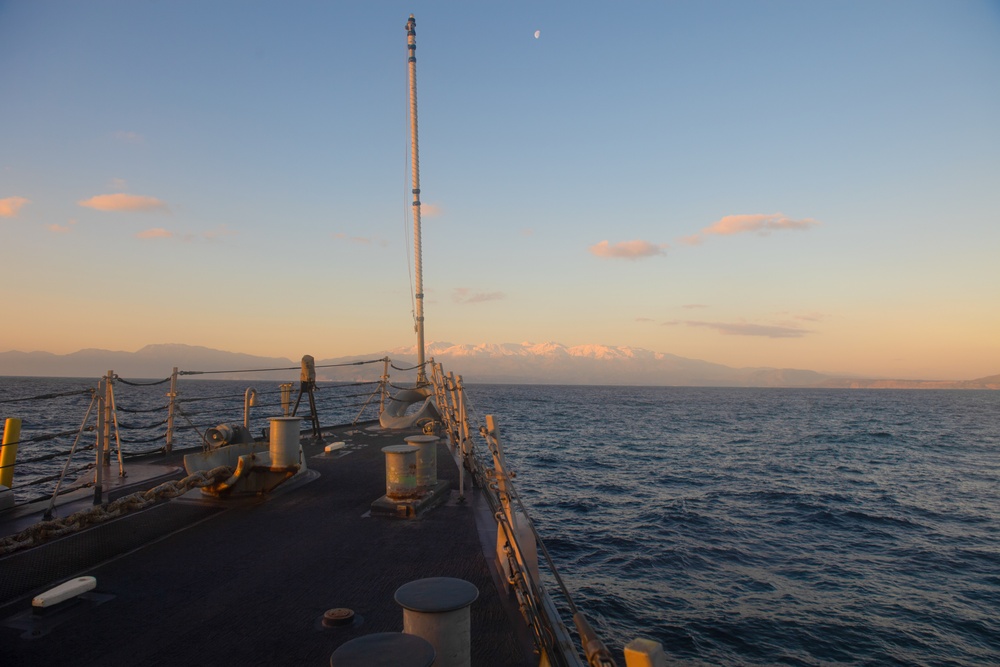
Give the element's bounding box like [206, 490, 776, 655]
[468, 385, 1000, 665]
[3, 379, 998, 664]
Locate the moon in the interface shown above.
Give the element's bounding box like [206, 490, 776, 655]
[533, 30, 540, 39]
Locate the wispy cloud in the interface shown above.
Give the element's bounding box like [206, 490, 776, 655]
[135, 225, 235, 242]
[421, 203, 443, 218]
[589, 239, 667, 260]
[681, 320, 812, 338]
[682, 303, 709, 310]
[683, 212, 819, 245]
[45, 218, 78, 234]
[635, 317, 655, 323]
[136, 228, 173, 239]
[332, 232, 389, 247]
[0, 196, 30, 218]
[78, 193, 168, 212]
[201, 224, 236, 241]
[453, 288, 505, 304]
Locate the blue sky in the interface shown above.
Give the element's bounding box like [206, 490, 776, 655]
[1, 1, 998, 380]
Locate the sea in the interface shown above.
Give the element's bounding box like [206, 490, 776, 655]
[3, 377, 999, 665]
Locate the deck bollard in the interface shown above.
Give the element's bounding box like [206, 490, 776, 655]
[394, 577, 479, 667]
[403, 434, 439, 492]
[382, 445, 419, 499]
[329, 632, 435, 667]
[269, 417, 302, 468]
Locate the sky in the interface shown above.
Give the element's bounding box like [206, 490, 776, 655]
[1, 1, 999, 381]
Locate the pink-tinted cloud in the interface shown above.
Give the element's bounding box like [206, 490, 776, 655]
[684, 320, 812, 338]
[0, 196, 30, 218]
[680, 213, 819, 246]
[589, 239, 667, 260]
[421, 203, 442, 218]
[78, 193, 168, 212]
[45, 219, 77, 234]
[635, 317, 655, 323]
[703, 213, 819, 237]
[682, 303, 709, 310]
[136, 228, 173, 239]
[453, 288, 505, 304]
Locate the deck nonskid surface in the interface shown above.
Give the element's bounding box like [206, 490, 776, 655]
[1, 425, 535, 666]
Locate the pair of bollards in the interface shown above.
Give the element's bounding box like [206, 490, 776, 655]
[381, 434, 439, 499]
[330, 576, 478, 667]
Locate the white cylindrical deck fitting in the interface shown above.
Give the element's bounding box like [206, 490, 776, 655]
[403, 434, 439, 492]
[269, 417, 302, 468]
[394, 577, 479, 667]
[329, 631, 435, 667]
[382, 444, 419, 499]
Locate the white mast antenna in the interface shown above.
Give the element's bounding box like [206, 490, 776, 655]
[407, 14, 428, 385]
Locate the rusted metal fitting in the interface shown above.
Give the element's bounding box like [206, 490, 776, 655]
[322, 607, 355, 627]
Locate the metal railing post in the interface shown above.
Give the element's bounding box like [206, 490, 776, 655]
[93, 373, 107, 505]
[165, 367, 178, 453]
[379, 358, 390, 416]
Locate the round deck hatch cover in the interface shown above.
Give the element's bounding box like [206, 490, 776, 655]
[394, 576, 479, 613]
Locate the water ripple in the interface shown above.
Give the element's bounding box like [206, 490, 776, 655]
[475, 385, 1000, 665]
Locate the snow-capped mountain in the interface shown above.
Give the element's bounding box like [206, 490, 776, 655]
[3, 342, 994, 387]
[377, 341, 830, 386]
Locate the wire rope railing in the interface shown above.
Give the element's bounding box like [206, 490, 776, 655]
[0, 356, 394, 507]
[426, 361, 618, 667]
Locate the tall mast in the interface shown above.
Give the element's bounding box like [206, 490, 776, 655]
[407, 14, 427, 385]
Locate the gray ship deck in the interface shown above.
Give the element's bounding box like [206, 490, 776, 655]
[0, 423, 537, 666]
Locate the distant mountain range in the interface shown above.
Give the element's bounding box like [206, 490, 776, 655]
[0, 342, 997, 389]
